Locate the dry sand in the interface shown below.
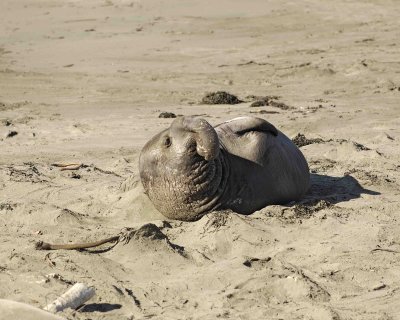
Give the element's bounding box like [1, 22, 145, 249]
[1, 0, 400, 319]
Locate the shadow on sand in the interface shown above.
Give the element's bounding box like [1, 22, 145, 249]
[303, 173, 380, 204]
[80, 303, 122, 313]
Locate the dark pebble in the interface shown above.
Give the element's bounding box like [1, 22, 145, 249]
[201, 91, 243, 105]
[6, 130, 18, 138]
[70, 172, 81, 179]
[249, 100, 269, 107]
[292, 133, 324, 147]
[159, 112, 177, 118]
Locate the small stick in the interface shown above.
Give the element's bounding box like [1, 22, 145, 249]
[35, 236, 119, 251]
[370, 248, 400, 254]
[51, 163, 82, 171]
[45, 253, 56, 267]
[60, 164, 81, 171]
[51, 163, 81, 168]
[44, 283, 95, 313]
[92, 165, 123, 178]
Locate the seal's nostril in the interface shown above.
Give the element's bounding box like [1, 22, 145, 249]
[164, 136, 171, 148]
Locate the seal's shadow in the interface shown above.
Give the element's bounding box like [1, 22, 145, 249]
[80, 303, 122, 313]
[303, 173, 380, 204]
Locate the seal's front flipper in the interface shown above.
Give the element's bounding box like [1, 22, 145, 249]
[218, 116, 278, 136]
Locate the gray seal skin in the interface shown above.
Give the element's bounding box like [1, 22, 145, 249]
[0, 299, 65, 320]
[139, 116, 310, 221]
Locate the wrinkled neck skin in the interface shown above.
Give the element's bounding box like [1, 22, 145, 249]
[192, 147, 231, 214]
[181, 145, 253, 220]
[177, 147, 231, 220]
[146, 146, 231, 221]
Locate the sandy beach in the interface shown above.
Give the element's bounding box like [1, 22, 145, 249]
[1, 0, 400, 319]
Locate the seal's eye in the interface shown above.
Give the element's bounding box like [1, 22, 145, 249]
[164, 136, 171, 148]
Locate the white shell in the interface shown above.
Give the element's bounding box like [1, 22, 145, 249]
[43, 283, 95, 313]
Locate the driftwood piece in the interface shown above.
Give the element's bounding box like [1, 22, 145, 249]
[35, 236, 120, 251]
[35, 228, 136, 251]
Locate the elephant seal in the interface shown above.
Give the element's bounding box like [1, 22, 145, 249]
[0, 299, 64, 320]
[139, 116, 310, 221]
